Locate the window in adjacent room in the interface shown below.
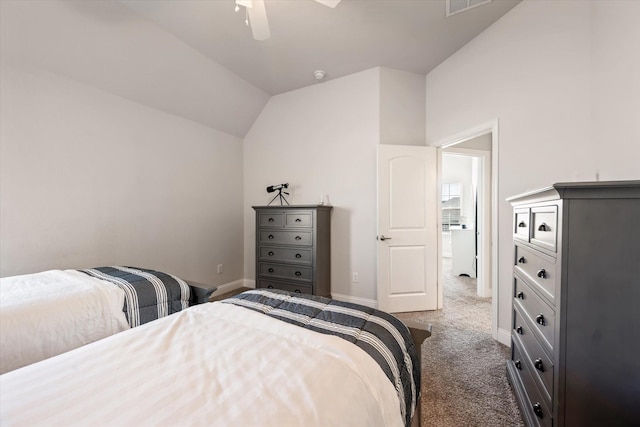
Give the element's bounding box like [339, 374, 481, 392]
[442, 183, 462, 232]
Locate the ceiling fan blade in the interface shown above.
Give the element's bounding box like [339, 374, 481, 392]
[314, 0, 341, 8]
[247, 0, 270, 40]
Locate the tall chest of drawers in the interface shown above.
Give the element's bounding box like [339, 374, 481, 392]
[506, 181, 640, 427]
[253, 205, 332, 297]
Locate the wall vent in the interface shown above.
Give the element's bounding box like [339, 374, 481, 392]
[446, 0, 492, 17]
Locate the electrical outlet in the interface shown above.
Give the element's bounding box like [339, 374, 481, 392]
[217, 264, 223, 274]
[352, 272, 359, 283]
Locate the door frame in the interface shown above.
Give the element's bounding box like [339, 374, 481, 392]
[433, 119, 500, 342]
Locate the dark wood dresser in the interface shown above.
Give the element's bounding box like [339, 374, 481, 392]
[252, 205, 332, 297]
[506, 181, 640, 427]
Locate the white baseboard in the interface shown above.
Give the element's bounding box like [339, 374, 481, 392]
[330, 292, 378, 309]
[497, 327, 511, 346]
[208, 279, 249, 299]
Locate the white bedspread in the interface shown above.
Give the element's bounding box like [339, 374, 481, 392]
[0, 270, 129, 374]
[0, 302, 404, 427]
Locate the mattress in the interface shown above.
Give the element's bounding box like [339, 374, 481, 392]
[0, 296, 407, 427]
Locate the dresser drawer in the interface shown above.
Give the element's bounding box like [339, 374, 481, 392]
[259, 262, 312, 282]
[514, 208, 530, 242]
[258, 212, 284, 227]
[284, 212, 313, 228]
[511, 338, 553, 427]
[514, 275, 556, 352]
[258, 246, 312, 264]
[259, 230, 312, 246]
[514, 285, 554, 401]
[257, 279, 312, 295]
[514, 302, 554, 360]
[514, 244, 557, 302]
[531, 205, 558, 252]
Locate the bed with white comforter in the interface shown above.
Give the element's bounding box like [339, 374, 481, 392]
[0, 266, 191, 374]
[0, 270, 128, 374]
[0, 289, 428, 427]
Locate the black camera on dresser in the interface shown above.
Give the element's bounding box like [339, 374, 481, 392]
[253, 205, 332, 297]
[506, 181, 640, 427]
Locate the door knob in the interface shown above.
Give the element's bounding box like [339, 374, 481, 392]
[378, 235, 392, 241]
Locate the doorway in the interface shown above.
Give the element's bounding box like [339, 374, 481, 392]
[441, 142, 491, 298]
[435, 120, 499, 342]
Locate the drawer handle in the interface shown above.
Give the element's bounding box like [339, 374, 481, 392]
[268, 217, 275, 222]
[516, 291, 524, 300]
[294, 289, 302, 293]
[268, 234, 275, 239]
[517, 256, 526, 264]
[533, 402, 543, 418]
[295, 236, 302, 240]
[268, 268, 274, 273]
[516, 326, 523, 335]
[537, 269, 547, 279]
[268, 251, 274, 256]
[534, 358, 545, 372]
[295, 254, 302, 258]
[538, 222, 549, 231]
[536, 314, 545, 326]
[295, 271, 302, 276]
[514, 360, 522, 370]
[518, 221, 527, 228]
[267, 285, 274, 289]
[295, 218, 301, 222]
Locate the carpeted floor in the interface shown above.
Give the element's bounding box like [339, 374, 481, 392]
[395, 258, 524, 427]
[211, 261, 523, 427]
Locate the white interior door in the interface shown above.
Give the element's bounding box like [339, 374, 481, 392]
[377, 144, 438, 312]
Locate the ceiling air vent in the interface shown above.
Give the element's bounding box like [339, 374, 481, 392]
[446, 0, 492, 17]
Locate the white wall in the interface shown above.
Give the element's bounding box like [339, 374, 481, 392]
[244, 68, 380, 301]
[425, 0, 640, 341]
[591, 1, 640, 174]
[0, 1, 249, 284]
[380, 68, 426, 146]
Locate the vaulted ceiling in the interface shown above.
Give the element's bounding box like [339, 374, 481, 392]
[121, 0, 521, 95]
[1, 0, 521, 137]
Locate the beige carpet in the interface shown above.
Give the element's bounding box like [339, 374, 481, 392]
[395, 258, 524, 427]
[211, 264, 523, 427]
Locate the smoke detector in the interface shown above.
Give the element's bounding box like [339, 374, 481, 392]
[314, 70, 326, 81]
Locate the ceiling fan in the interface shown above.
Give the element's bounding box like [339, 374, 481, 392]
[235, 0, 342, 41]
